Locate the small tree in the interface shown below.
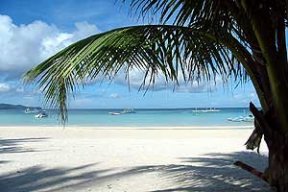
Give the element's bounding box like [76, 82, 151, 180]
[24, 0, 288, 191]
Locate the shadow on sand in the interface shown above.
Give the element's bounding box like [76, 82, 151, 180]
[0, 137, 49, 154]
[144, 152, 270, 192]
[0, 151, 271, 192]
[0, 164, 111, 192]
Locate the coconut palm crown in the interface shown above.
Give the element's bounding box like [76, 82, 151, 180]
[24, 0, 288, 191]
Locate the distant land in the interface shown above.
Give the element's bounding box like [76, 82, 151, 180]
[0, 103, 41, 110]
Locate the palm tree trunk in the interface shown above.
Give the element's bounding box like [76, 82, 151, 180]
[266, 133, 288, 192]
[250, 103, 288, 191]
[264, 63, 288, 192]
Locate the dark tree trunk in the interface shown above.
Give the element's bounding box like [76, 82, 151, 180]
[249, 103, 288, 191]
[266, 133, 288, 192]
[263, 116, 288, 192]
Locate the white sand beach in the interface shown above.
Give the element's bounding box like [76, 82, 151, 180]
[0, 126, 271, 192]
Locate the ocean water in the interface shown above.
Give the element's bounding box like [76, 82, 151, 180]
[0, 108, 254, 128]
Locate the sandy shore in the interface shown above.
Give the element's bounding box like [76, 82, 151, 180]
[0, 126, 271, 192]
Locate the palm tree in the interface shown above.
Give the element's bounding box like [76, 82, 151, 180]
[24, 0, 287, 191]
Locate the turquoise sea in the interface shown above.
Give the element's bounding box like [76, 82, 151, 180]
[0, 108, 254, 128]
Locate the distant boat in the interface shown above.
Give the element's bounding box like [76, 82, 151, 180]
[192, 108, 220, 113]
[227, 115, 254, 122]
[109, 108, 135, 115]
[242, 115, 254, 122]
[109, 112, 121, 115]
[121, 108, 135, 114]
[24, 108, 40, 114]
[227, 117, 243, 122]
[35, 111, 48, 118]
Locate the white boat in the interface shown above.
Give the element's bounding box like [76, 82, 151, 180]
[201, 108, 220, 113]
[227, 115, 254, 122]
[24, 108, 40, 114]
[242, 115, 254, 122]
[121, 108, 135, 114]
[109, 108, 135, 115]
[192, 108, 220, 113]
[109, 112, 121, 115]
[35, 112, 48, 118]
[227, 117, 243, 122]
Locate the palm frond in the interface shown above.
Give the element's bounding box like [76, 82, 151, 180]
[126, 0, 287, 55]
[24, 25, 245, 123]
[127, 0, 239, 29]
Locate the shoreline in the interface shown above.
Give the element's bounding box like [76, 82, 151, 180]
[0, 125, 254, 129]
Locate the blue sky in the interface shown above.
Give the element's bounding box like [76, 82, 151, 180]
[0, 0, 260, 109]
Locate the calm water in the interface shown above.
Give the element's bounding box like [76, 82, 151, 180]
[0, 108, 253, 128]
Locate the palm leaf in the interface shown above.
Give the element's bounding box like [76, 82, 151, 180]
[24, 24, 244, 123]
[126, 0, 287, 54]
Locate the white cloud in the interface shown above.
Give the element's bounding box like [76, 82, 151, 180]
[0, 14, 222, 95]
[16, 87, 24, 93]
[0, 83, 11, 92]
[232, 91, 259, 105]
[113, 68, 220, 93]
[109, 93, 120, 98]
[0, 15, 100, 79]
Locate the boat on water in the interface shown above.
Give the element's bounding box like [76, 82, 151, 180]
[109, 112, 121, 115]
[227, 115, 254, 122]
[109, 108, 135, 115]
[24, 107, 40, 114]
[35, 111, 48, 118]
[192, 108, 220, 113]
[121, 108, 135, 114]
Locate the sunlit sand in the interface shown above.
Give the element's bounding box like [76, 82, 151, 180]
[0, 126, 271, 191]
